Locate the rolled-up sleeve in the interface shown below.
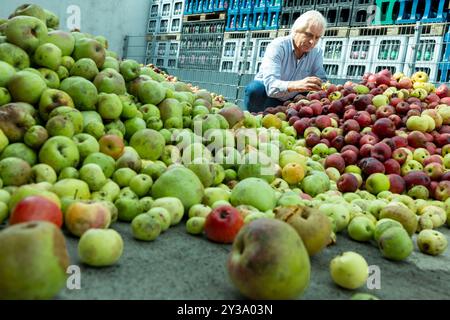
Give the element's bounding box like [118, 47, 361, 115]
[259, 42, 291, 99]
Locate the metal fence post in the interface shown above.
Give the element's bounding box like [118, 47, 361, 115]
[122, 35, 129, 60]
[409, 21, 422, 77]
[235, 30, 252, 104]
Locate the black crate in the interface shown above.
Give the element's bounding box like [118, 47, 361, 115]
[350, 3, 376, 27]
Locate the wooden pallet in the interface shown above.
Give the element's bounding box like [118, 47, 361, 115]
[183, 12, 226, 22]
[324, 27, 350, 38]
[349, 23, 446, 37]
[146, 33, 181, 42]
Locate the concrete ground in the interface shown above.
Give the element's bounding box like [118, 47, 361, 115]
[56, 220, 450, 300]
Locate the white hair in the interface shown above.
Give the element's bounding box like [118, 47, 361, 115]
[291, 10, 327, 37]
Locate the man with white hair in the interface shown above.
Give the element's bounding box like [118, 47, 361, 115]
[244, 10, 328, 112]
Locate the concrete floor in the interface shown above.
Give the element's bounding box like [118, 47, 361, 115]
[56, 220, 450, 300]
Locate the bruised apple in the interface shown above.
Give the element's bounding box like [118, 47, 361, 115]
[65, 200, 111, 237]
[227, 219, 310, 299]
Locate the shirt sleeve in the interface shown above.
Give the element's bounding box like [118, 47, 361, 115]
[312, 49, 328, 82]
[259, 41, 291, 99]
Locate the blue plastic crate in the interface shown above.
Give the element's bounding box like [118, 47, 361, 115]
[266, 0, 281, 10]
[251, 10, 268, 30]
[225, 13, 239, 31]
[237, 12, 253, 31]
[396, 0, 421, 24]
[421, 0, 448, 23]
[203, 0, 214, 12]
[240, 0, 254, 11]
[184, 0, 195, 14]
[266, 8, 280, 30]
[228, 0, 241, 13]
[194, 0, 204, 13]
[254, 0, 267, 10]
[438, 62, 450, 82]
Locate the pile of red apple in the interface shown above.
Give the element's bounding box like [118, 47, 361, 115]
[271, 69, 450, 201]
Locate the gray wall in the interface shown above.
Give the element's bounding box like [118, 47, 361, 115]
[0, 0, 150, 61]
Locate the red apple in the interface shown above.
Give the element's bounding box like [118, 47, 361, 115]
[354, 111, 372, 127]
[372, 118, 396, 138]
[341, 145, 359, 155]
[204, 205, 244, 244]
[359, 134, 379, 146]
[325, 154, 346, 173]
[376, 105, 395, 119]
[423, 155, 443, 166]
[384, 159, 401, 175]
[407, 131, 427, 148]
[395, 101, 410, 114]
[424, 162, 444, 181]
[305, 133, 321, 148]
[342, 119, 360, 133]
[436, 84, 449, 98]
[359, 144, 374, 158]
[344, 131, 361, 146]
[341, 150, 358, 165]
[337, 173, 359, 193]
[371, 142, 392, 162]
[403, 171, 431, 190]
[434, 180, 450, 201]
[331, 135, 345, 151]
[388, 174, 406, 194]
[391, 136, 408, 148]
[359, 157, 385, 177]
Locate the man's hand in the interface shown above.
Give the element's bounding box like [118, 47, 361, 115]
[287, 77, 322, 93]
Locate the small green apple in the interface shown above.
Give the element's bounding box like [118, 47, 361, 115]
[78, 228, 123, 266]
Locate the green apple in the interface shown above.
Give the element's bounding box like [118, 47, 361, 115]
[372, 94, 389, 108]
[137, 79, 167, 105]
[45, 30, 75, 56]
[10, 4, 47, 22]
[230, 178, 276, 212]
[0, 43, 30, 70]
[30, 163, 57, 184]
[56, 65, 69, 81]
[379, 203, 417, 235]
[45, 115, 75, 137]
[73, 38, 105, 68]
[93, 68, 126, 95]
[112, 167, 137, 187]
[39, 136, 80, 173]
[120, 59, 141, 81]
[151, 197, 184, 226]
[227, 218, 310, 299]
[70, 58, 99, 80]
[186, 216, 206, 235]
[116, 146, 142, 172]
[5, 16, 48, 53]
[33, 43, 62, 71]
[417, 229, 448, 256]
[58, 167, 79, 180]
[49, 106, 83, 134]
[139, 196, 154, 212]
[51, 178, 90, 200]
[0, 142, 36, 165]
[0, 128, 9, 153]
[44, 9, 59, 28]
[61, 56, 75, 70]
[188, 204, 212, 218]
[83, 152, 115, 178]
[72, 133, 100, 159]
[97, 93, 122, 120]
[330, 251, 369, 290]
[0, 221, 70, 299]
[102, 56, 119, 71]
[118, 187, 138, 200]
[347, 216, 375, 242]
[79, 163, 107, 191]
[0, 60, 16, 86]
[78, 228, 123, 266]
[0, 87, 11, 105]
[129, 129, 165, 161]
[146, 207, 171, 231]
[38, 68, 60, 88]
[115, 197, 142, 222]
[129, 174, 153, 197]
[131, 214, 161, 241]
[7, 70, 47, 104]
[38, 88, 74, 121]
[365, 173, 390, 195]
[203, 187, 231, 207]
[0, 157, 32, 186]
[377, 226, 413, 261]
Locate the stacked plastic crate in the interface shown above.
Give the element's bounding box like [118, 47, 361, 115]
[363, 0, 449, 81]
[146, 0, 184, 68]
[280, 0, 316, 31]
[178, 0, 227, 70]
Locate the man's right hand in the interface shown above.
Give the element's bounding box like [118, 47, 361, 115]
[287, 77, 322, 93]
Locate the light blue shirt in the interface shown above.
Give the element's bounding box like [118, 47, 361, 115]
[255, 35, 327, 101]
